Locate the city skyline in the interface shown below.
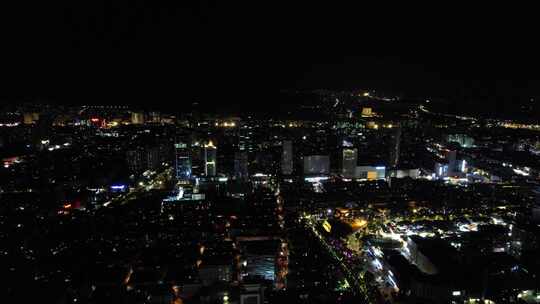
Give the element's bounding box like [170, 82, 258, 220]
[2, 3, 540, 304]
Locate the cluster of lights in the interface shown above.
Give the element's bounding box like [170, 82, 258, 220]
[214, 121, 236, 127]
[499, 122, 540, 130]
[0, 122, 20, 127]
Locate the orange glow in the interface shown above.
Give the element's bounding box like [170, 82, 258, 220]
[351, 218, 368, 229]
[172, 285, 181, 296]
[123, 268, 133, 285]
[63, 203, 72, 209]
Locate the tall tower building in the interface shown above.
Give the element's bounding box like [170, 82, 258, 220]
[190, 141, 204, 177]
[303, 155, 330, 175]
[234, 151, 249, 180]
[175, 139, 192, 181]
[342, 148, 358, 178]
[204, 140, 217, 176]
[23, 112, 38, 124]
[281, 140, 293, 175]
[146, 147, 161, 171]
[446, 150, 457, 176]
[148, 111, 161, 123]
[388, 125, 401, 168]
[131, 112, 145, 124]
[126, 148, 145, 173]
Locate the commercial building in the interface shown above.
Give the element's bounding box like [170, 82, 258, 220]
[341, 148, 357, 178]
[127, 146, 164, 173]
[146, 146, 161, 171]
[388, 125, 401, 168]
[175, 140, 192, 181]
[204, 141, 217, 176]
[447, 134, 474, 148]
[234, 151, 249, 180]
[361, 107, 373, 117]
[23, 112, 39, 124]
[389, 168, 420, 179]
[131, 112, 145, 124]
[281, 140, 293, 175]
[355, 166, 386, 180]
[446, 150, 457, 176]
[126, 148, 146, 173]
[434, 162, 449, 178]
[303, 155, 330, 175]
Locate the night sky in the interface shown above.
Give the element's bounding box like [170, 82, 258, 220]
[1, 2, 538, 110]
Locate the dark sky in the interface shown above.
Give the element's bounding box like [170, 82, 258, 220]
[1, 2, 539, 109]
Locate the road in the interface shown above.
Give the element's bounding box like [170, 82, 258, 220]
[302, 213, 376, 303]
[104, 167, 173, 208]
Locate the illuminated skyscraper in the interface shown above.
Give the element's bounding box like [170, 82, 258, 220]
[342, 148, 358, 178]
[23, 112, 38, 124]
[190, 141, 204, 176]
[126, 148, 145, 173]
[434, 162, 449, 178]
[175, 139, 191, 181]
[303, 155, 330, 175]
[146, 147, 161, 171]
[204, 140, 217, 176]
[446, 150, 456, 176]
[148, 111, 161, 123]
[361, 107, 373, 117]
[388, 125, 401, 168]
[281, 140, 293, 175]
[234, 151, 249, 180]
[131, 112, 145, 124]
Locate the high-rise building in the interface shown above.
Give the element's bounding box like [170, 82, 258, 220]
[175, 140, 192, 181]
[23, 112, 38, 124]
[204, 140, 217, 176]
[434, 162, 449, 178]
[148, 111, 161, 123]
[281, 140, 293, 175]
[131, 112, 145, 124]
[158, 140, 172, 165]
[126, 148, 145, 173]
[127, 146, 163, 174]
[446, 150, 456, 176]
[234, 151, 249, 180]
[457, 159, 467, 174]
[447, 134, 474, 148]
[146, 147, 161, 171]
[191, 141, 204, 177]
[361, 107, 373, 117]
[238, 124, 254, 153]
[388, 126, 401, 168]
[342, 148, 358, 178]
[303, 155, 330, 175]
